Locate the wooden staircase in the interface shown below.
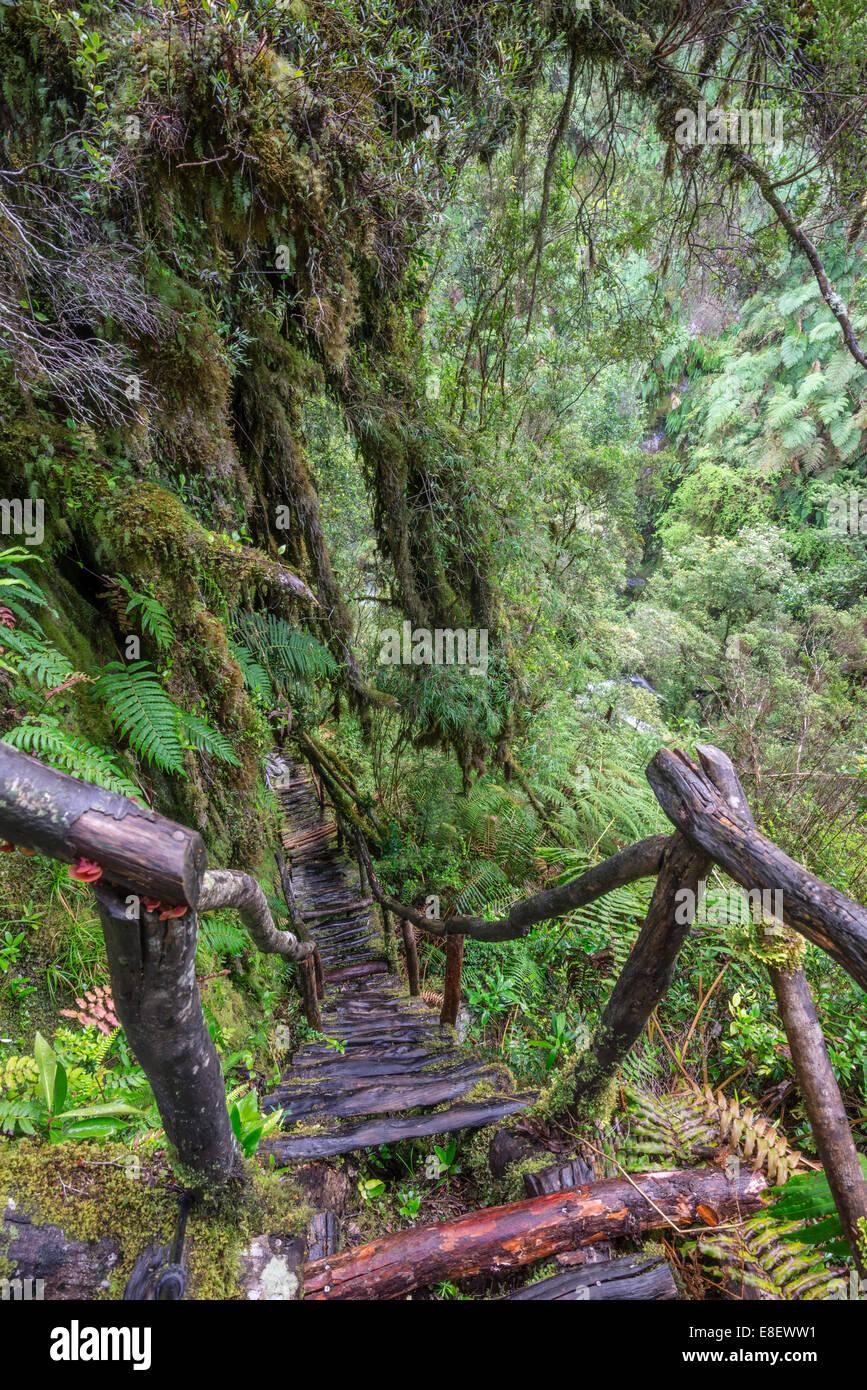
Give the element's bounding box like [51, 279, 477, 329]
[261, 761, 533, 1162]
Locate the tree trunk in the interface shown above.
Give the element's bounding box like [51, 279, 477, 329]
[94, 882, 244, 1191]
[302, 1164, 766, 1299]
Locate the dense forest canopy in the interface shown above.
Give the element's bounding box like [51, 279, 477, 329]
[0, 0, 865, 1314]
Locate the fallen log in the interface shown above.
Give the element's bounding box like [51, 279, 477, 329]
[646, 747, 867, 989]
[0, 743, 205, 907]
[302, 1164, 766, 1299]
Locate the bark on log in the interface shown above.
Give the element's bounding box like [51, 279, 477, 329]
[0, 743, 205, 907]
[94, 882, 244, 1190]
[565, 832, 711, 1118]
[197, 869, 313, 962]
[440, 932, 464, 1027]
[697, 741, 867, 1278]
[302, 1164, 766, 1299]
[647, 747, 867, 989]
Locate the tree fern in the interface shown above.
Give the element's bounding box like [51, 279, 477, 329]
[1, 721, 139, 797]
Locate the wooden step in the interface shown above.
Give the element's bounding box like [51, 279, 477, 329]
[267, 1067, 505, 1122]
[261, 1093, 535, 1161]
[504, 1254, 676, 1301]
[324, 961, 388, 984]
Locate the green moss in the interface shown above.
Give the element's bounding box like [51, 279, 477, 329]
[0, 1138, 311, 1301]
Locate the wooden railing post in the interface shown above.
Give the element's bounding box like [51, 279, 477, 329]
[402, 920, 420, 996]
[94, 882, 244, 1191]
[696, 745, 867, 1277]
[440, 932, 465, 1028]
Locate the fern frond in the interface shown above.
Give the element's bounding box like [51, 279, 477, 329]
[114, 577, 175, 650]
[230, 640, 274, 702]
[178, 710, 240, 766]
[1, 722, 139, 796]
[91, 661, 185, 774]
[692, 1214, 845, 1300]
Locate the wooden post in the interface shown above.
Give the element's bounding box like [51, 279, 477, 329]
[401, 920, 420, 996]
[440, 932, 465, 1027]
[312, 945, 325, 1000]
[93, 882, 243, 1191]
[0, 744, 205, 907]
[564, 832, 710, 1120]
[381, 904, 400, 977]
[302, 957, 322, 1031]
[697, 744, 867, 1277]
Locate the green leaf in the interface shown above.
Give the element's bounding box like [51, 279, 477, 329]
[34, 1033, 58, 1110]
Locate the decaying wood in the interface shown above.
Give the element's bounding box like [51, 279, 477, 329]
[647, 747, 867, 989]
[505, 1253, 677, 1300]
[94, 882, 244, 1189]
[696, 744, 867, 1276]
[197, 869, 313, 963]
[302, 1164, 766, 1299]
[0, 743, 205, 907]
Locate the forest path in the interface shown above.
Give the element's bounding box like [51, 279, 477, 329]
[261, 761, 533, 1161]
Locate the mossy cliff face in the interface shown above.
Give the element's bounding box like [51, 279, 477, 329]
[0, 0, 516, 821]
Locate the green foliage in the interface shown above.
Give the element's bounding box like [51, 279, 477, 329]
[0, 1031, 142, 1141]
[1, 721, 139, 797]
[690, 1213, 846, 1300]
[113, 577, 175, 651]
[227, 1087, 283, 1158]
[92, 661, 239, 772]
[767, 1160, 867, 1261]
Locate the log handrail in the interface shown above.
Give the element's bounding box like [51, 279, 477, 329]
[646, 746, 867, 990]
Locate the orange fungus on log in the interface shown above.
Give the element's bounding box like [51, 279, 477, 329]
[68, 858, 103, 883]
